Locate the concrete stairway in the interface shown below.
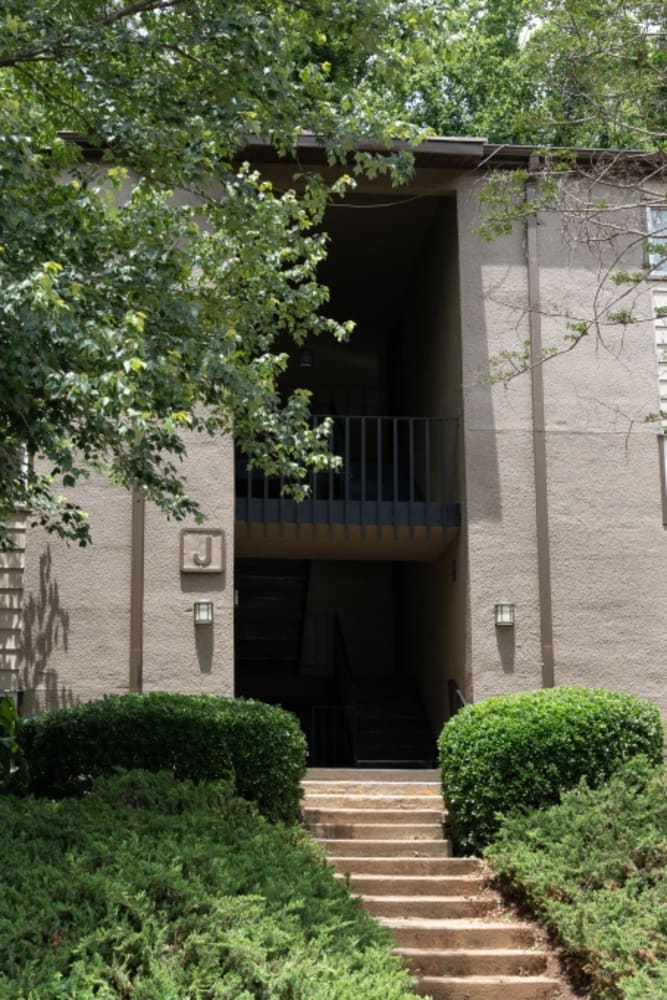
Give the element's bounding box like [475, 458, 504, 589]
[302, 768, 562, 1000]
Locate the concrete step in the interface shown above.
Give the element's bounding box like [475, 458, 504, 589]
[396, 947, 548, 977]
[337, 873, 485, 895]
[303, 807, 444, 825]
[308, 822, 443, 840]
[303, 781, 441, 795]
[331, 856, 478, 876]
[415, 975, 562, 999]
[361, 895, 497, 919]
[305, 768, 439, 781]
[316, 838, 452, 857]
[302, 793, 444, 810]
[379, 918, 538, 950]
[302, 772, 565, 999]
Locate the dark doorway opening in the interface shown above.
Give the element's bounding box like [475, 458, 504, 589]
[234, 556, 437, 767]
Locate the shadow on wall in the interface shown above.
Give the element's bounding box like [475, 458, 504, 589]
[18, 546, 75, 712]
[496, 627, 515, 673]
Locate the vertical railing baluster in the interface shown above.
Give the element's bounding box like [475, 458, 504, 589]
[263, 461, 269, 537]
[246, 458, 251, 532]
[360, 416, 366, 538]
[409, 417, 415, 539]
[377, 417, 382, 532]
[440, 418, 447, 521]
[311, 415, 318, 531]
[328, 419, 334, 537]
[393, 417, 399, 539]
[424, 419, 431, 539]
[344, 416, 350, 536]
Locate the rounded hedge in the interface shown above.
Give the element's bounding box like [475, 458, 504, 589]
[439, 686, 664, 854]
[18, 693, 307, 824]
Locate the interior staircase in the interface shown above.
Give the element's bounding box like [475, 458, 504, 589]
[352, 678, 437, 767]
[302, 769, 563, 1000]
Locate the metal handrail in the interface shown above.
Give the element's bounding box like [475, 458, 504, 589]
[448, 679, 468, 719]
[236, 415, 459, 533]
[306, 612, 357, 766]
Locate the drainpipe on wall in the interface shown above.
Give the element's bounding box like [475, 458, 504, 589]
[129, 488, 145, 693]
[526, 157, 556, 688]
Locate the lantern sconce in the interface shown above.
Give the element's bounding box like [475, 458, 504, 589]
[193, 599, 214, 626]
[494, 602, 515, 627]
[298, 348, 314, 368]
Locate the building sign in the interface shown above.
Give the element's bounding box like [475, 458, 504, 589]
[180, 529, 225, 574]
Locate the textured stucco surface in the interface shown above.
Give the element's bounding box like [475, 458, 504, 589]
[20, 434, 235, 709]
[20, 479, 131, 711]
[142, 432, 235, 696]
[457, 173, 667, 716]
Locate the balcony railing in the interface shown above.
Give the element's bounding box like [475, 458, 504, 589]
[236, 415, 459, 534]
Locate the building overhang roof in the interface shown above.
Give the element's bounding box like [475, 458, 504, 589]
[59, 128, 663, 175]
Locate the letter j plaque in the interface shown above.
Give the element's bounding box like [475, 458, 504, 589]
[180, 529, 225, 574]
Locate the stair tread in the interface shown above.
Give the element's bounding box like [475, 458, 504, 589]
[340, 874, 481, 882]
[396, 948, 549, 958]
[315, 839, 449, 846]
[305, 769, 439, 779]
[359, 894, 492, 903]
[379, 918, 533, 929]
[418, 975, 560, 984]
[303, 782, 441, 790]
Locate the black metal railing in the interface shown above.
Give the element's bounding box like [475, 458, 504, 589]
[307, 613, 358, 766]
[448, 679, 468, 719]
[310, 705, 355, 766]
[236, 415, 459, 533]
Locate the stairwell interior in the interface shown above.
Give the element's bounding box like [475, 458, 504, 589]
[234, 557, 437, 767]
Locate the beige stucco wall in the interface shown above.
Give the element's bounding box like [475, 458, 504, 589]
[20, 479, 132, 711]
[142, 432, 235, 695]
[20, 433, 235, 710]
[457, 172, 667, 715]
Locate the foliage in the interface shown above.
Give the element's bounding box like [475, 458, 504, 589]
[0, 0, 438, 545]
[17, 692, 307, 823]
[438, 686, 663, 853]
[0, 769, 418, 999]
[486, 758, 667, 999]
[381, 0, 538, 143]
[381, 0, 667, 385]
[0, 693, 21, 789]
[389, 0, 667, 147]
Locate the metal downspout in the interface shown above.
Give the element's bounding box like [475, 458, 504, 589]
[129, 488, 145, 693]
[526, 164, 556, 688]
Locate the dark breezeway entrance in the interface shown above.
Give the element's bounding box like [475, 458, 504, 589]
[234, 556, 443, 767]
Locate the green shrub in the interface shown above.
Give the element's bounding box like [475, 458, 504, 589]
[486, 758, 667, 999]
[18, 693, 306, 823]
[1, 770, 418, 999]
[439, 686, 663, 853]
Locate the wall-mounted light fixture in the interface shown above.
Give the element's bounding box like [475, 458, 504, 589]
[298, 348, 314, 368]
[193, 599, 214, 625]
[494, 602, 515, 627]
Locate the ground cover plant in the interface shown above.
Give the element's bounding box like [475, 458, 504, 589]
[486, 757, 667, 999]
[439, 687, 663, 852]
[1, 769, 418, 999]
[17, 693, 306, 823]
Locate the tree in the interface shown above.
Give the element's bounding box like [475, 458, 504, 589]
[0, 0, 435, 544]
[475, 0, 667, 380]
[387, 0, 667, 381]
